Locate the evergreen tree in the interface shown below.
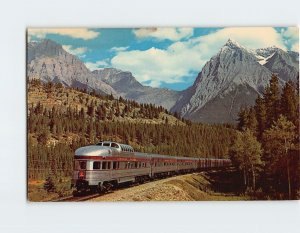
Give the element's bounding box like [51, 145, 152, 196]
[254, 95, 267, 140]
[237, 107, 249, 131]
[37, 130, 50, 145]
[264, 74, 281, 128]
[247, 107, 258, 133]
[87, 102, 95, 117]
[280, 80, 299, 127]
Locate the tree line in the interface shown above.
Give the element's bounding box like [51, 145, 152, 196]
[230, 75, 299, 199]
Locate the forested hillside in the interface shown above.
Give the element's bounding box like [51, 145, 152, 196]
[27, 80, 236, 180]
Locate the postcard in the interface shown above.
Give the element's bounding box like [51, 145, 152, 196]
[27, 27, 299, 201]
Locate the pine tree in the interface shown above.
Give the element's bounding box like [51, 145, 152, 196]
[264, 74, 281, 128]
[37, 130, 50, 145]
[280, 80, 299, 126]
[96, 106, 102, 120]
[254, 95, 267, 140]
[247, 107, 258, 133]
[237, 107, 249, 131]
[87, 102, 95, 117]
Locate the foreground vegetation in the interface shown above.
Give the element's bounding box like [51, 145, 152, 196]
[231, 75, 299, 199]
[27, 76, 299, 201]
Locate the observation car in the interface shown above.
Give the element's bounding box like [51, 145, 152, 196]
[71, 141, 231, 195]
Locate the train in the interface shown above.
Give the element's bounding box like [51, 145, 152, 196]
[71, 141, 231, 195]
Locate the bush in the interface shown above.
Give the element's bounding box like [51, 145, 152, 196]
[43, 176, 56, 193]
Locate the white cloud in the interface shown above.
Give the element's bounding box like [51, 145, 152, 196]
[62, 45, 88, 57]
[291, 42, 299, 52]
[85, 60, 110, 71]
[28, 28, 99, 40]
[133, 28, 193, 41]
[110, 46, 129, 52]
[111, 46, 204, 86]
[193, 27, 286, 60]
[280, 27, 299, 52]
[111, 27, 293, 88]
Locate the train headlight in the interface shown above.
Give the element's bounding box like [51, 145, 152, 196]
[78, 170, 86, 179]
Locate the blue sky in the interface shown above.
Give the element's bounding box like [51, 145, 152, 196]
[28, 27, 299, 91]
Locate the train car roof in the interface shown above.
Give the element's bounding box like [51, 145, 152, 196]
[75, 145, 114, 157]
[97, 141, 134, 151]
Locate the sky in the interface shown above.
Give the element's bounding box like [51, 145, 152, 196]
[28, 27, 299, 91]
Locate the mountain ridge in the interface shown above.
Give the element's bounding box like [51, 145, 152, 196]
[171, 39, 299, 123]
[27, 39, 299, 124]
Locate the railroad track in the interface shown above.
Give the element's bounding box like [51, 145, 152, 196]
[52, 179, 155, 202]
[53, 193, 102, 202]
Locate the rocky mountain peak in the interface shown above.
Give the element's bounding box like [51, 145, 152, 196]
[171, 40, 298, 124]
[224, 38, 242, 48]
[27, 39, 66, 62]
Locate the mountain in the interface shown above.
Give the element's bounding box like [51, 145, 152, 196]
[27, 39, 299, 124]
[27, 40, 179, 110]
[171, 39, 299, 123]
[27, 39, 116, 95]
[92, 68, 180, 110]
[262, 49, 298, 82]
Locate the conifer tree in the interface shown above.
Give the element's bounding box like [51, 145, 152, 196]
[280, 80, 299, 127]
[237, 107, 249, 131]
[254, 95, 267, 140]
[264, 74, 281, 128]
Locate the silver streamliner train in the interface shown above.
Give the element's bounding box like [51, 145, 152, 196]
[71, 141, 231, 195]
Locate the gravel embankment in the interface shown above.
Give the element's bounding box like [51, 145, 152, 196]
[89, 172, 246, 201]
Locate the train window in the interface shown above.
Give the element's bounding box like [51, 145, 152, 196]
[107, 162, 111, 169]
[103, 142, 110, 147]
[74, 161, 86, 170]
[113, 161, 117, 169]
[78, 161, 86, 170]
[97, 142, 103, 146]
[102, 162, 107, 169]
[135, 162, 138, 168]
[111, 143, 119, 148]
[93, 162, 101, 170]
